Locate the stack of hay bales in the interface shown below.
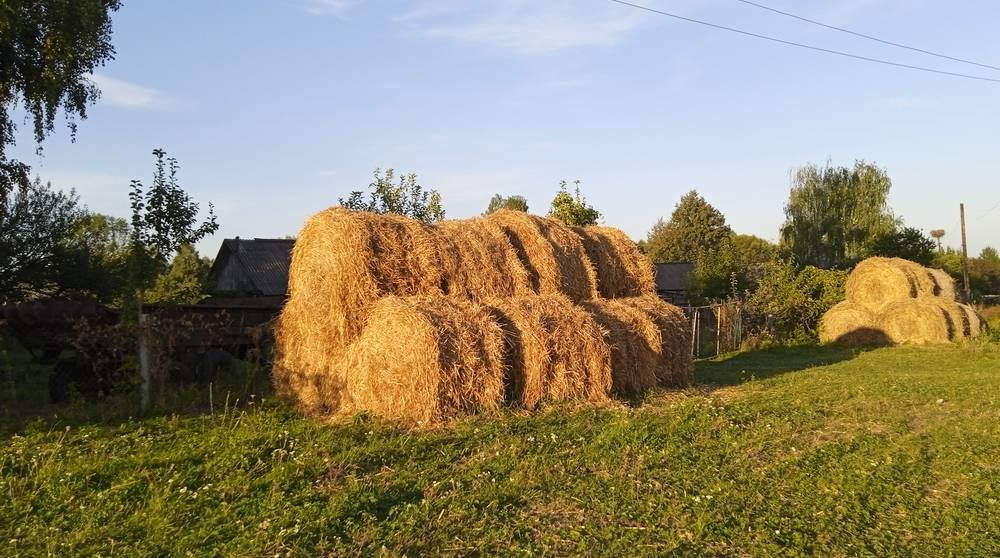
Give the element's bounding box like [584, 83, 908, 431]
[820, 257, 987, 346]
[275, 208, 692, 423]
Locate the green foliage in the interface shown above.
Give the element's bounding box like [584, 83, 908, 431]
[129, 150, 219, 267]
[3, 345, 1000, 555]
[933, 248, 1000, 300]
[744, 260, 847, 343]
[780, 160, 896, 269]
[547, 180, 600, 226]
[690, 234, 780, 301]
[339, 168, 445, 223]
[484, 193, 528, 214]
[0, 177, 83, 302]
[53, 212, 132, 304]
[868, 226, 936, 266]
[645, 190, 731, 264]
[145, 244, 212, 305]
[0, 0, 121, 190]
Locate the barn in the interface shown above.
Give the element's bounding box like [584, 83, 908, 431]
[654, 262, 694, 307]
[206, 238, 294, 307]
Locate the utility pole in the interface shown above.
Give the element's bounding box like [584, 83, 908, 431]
[960, 203, 972, 302]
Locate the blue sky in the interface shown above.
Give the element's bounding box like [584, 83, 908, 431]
[10, 0, 1000, 256]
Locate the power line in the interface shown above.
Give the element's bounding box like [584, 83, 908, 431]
[733, 0, 1000, 72]
[606, 0, 1000, 83]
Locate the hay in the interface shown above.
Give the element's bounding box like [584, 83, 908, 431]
[573, 226, 655, 298]
[580, 299, 660, 395]
[818, 301, 889, 346]
[845, 257, 927, 313]
[435, 218, 534, 300]
[961, 304, 988, 338]
[614, 296, 692, 388]
[487, 295, 611, 409]
[878, 300, 953, 345]
[343, 296, 506, 423]
[485, 210, 598, 302]
[927, 268, 958, 301]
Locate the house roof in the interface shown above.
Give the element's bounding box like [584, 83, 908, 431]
[654, 262, 694, 292]
[208, 238, 294, 296]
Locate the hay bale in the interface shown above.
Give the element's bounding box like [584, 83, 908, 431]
[435, 218, 534, 300]
[819, 301, 889, 346]
[878, 300, 953, 345]
[572, 226, 655, 298]
[958, 303, 987, 338]
[485, 210, 598, 302]
[614, 296, 692, 388]
[845, 257, 929, 313]
[487, 295, 611, 409]
[343, 296, 506, 424]
[273, 297, 349, 414]
[580, 299, 660, 395]
[927, 268, 958, 301]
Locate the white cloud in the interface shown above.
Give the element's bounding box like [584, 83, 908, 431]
[397, 0, 668, 55]
[884, 96, 935, 110]
[88, 73, 179, 110]
[303, 0, 361, 16]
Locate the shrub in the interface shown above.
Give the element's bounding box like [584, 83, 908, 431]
[743, 260, 847, 344]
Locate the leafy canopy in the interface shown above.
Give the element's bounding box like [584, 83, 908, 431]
[868, 226, 936, 266]
[339, 168, 445, 223]
[780, 160, 896, 269]
[145, 243, 212, 305]
[645, 190, 732, 264]
[485, 193, 528, 215]
[548, 180, 600, 226]
[0, 0, 121, 191]
[0, 177, 82, 302]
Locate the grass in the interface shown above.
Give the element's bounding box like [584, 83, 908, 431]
[2, 342, 1000, 556]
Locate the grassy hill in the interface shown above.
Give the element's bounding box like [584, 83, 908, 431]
[2, 343, 1000, 556]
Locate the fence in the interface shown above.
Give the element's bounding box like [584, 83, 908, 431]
[685, 301, 743, 359]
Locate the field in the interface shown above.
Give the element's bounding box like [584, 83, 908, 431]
[3, 343, 1000, 556]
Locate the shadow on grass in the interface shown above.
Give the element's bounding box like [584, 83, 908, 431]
[695, 344, 864, 387]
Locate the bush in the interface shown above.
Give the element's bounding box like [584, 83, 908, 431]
[743, 261, 847, 344]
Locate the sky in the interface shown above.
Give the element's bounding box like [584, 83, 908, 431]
[9, 0, 1000, 256]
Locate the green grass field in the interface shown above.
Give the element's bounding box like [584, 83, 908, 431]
[3, 343, 1000, 556]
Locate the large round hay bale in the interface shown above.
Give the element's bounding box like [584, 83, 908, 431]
[878, 300, 953, 345]
[580, 299, 660, 395]
[959, 304, 988, 338]
[487, 295, 611, 409]
[924, 298, 969, 340]
[927, 268, 958, 301]
[435, 218, 534, 300]
[344, 296, 506, 424]
[282, 208, 448, 353]
[572, 226, 655, 298]
[818, 301, 889, 346]
[845, 257, 924, 313]
[614, 296, 692, 388]
[485, 210, 598, 302]
[272, 296, 349, 415]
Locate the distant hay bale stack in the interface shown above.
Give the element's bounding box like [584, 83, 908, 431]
[818, 301, 889, 347]
[878, 300, 953, 345]
[614, 296, 692, 388]
[580, 299, 661, 395]
[572, 225, 655, 298]
[485, 210, 598, 302]
[487, 295, 611, 409]
[927, 268, 958, 301]
[435, 218, 534, 300]
[344, 296, 506, 424]
[960, 304, 988, 337]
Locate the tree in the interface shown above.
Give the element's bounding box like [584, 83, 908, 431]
[53, 212, 131, 303]
[548, 181, 600, 226]
[485, 193, 528, 214]
[0, 177, 83, 302]
[145, 243, 212, 305]
[644, 190, 731, 263]
[339, 168, 444, 223]
[1, 0, 122, 191]
[780, 160, 896, 269]
[868, 227, 936, 266]
[128, 149, 219, 306]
